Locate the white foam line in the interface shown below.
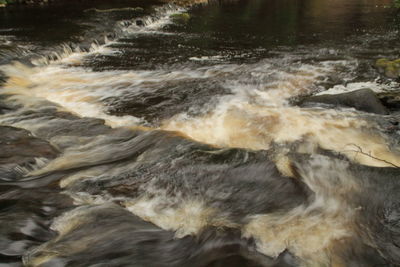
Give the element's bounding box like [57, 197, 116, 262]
[317, 80, 399, 95]
[29, 4, 186, 67]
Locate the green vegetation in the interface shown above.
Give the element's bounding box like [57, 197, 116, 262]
[395, 0, 400, 8]
[376, 58, 400, 78]
[1, 0, 18, 4]
[170, 13, 190, 23]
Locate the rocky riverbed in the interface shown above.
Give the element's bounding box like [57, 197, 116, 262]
[1, 0, 400, 266]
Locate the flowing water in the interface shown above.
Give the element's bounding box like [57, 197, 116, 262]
[1, 0, 400, 266]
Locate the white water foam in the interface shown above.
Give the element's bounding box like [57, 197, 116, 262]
[122, 4, 186, 34]
[317, 80, 400, 95]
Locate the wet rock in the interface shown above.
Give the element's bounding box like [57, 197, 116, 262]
[1, 103, 112, 140]
[0, 94, 21, 114]
[0, 186, 74, 265]
[0, 126, 58, 164]
[375, 58, 400, 79]
[135, 19, 144, 27]
[0, 126, 58, 181]
[34, 117, 111, 140]
[0, 102, 16, 114]
[377, 92, 400, 111]
[23, 204, 289, 267]
[65, 130, 309, 225]
[299, 89, 389, 115]
[170, 13, 191, 23]
[105, 78, 229, 125]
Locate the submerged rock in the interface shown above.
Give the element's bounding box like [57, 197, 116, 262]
[105, 78, 228, 125]
[23, 204, 292, 267]
[0, 126, 59, 181]
[0, 187, 73, 265]
[376, 58, 400, 79]
[135, 19, 144, 26]
[378, 92, 400, 111]
[299, 88, 389, 115]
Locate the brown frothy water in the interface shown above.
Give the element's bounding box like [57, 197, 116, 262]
[163, 105, 400, 167]
[1, 1, 400, 266]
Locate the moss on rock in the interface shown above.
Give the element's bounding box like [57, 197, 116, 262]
[376, 58, 400, 79]
[170, 12, 191, 23]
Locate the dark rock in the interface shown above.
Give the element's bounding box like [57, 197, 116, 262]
[0, 186, 74, 264]
[0, 126, 58, 163]
[105, 78, 229, 125]
[135, 19, 144, 27]
[23, 204, 292, 267]
[0, 103, 17, 115]
[377, 92, 400, 111]
[0, 126, 59, 181]
[34, 117, 111, 140]
[0, 95, 20, 115]
[299, 89, 389, 115]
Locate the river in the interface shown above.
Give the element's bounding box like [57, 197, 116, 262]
[1, 0, 400, 266]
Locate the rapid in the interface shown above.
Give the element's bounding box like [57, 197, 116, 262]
[1, 0, 400, 266]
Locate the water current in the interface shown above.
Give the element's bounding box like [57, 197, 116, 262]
[1, 0, 400, 266]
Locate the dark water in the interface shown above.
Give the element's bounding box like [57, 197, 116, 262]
[1, 0, 400, 266]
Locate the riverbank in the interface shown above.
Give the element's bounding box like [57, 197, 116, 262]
[0, 0, 48, 7]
